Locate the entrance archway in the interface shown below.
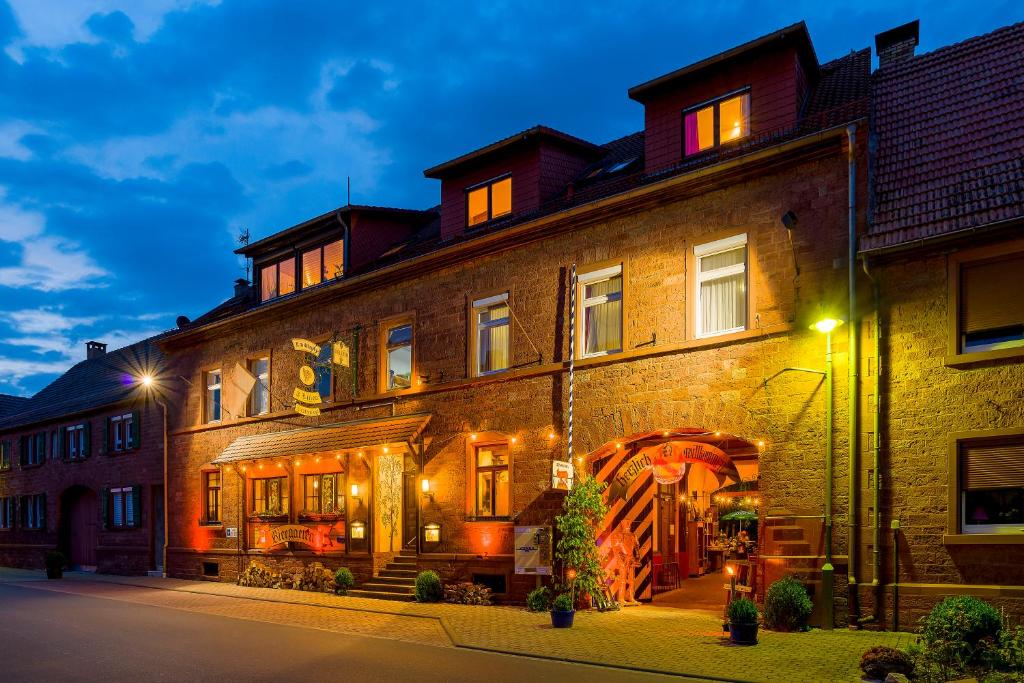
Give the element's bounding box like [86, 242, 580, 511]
[60, 486, 98, 570]
[584, 428, 760, 602]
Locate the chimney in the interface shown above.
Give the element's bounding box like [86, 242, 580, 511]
[234, 278, 251, 298]
[86, 341, 107, 360]
[875, 20, 919, 68]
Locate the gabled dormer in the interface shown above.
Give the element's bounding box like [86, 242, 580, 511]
[629, 22, 820, 174]
[239, 205, 437, 304]
[424, 125, 605, 241]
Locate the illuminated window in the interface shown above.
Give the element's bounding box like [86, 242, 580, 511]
[303, 473, 343, 514]
[474, 444, 510, 518]
[958, 435, 1024, 535]
[259, 257, 296, 302]
[384, 323, 413, 390]
[301, 239, 345, 290]
[252, 477, 289, 516]
[0, 497, 12, 529]
[204, 471, 221, 523]
[249, 357, 270, 415]
[578, 265, 623, 357]
[108, 486, 136, 529]
[695, 234, 747, 337]
[466, 176, 512, 227]
[0, 441, 10, 470]
[109, 412, 135, 452]
[204, 370, 222, 423]
[958, 252, 1024, 354]
[19, 493, 45, 530]
[473, 293, 510, 376]
[684, 92, 750, 156]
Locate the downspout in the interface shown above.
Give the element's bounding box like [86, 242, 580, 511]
[858, 259, 882, 626]
[846, 123, 861, 626]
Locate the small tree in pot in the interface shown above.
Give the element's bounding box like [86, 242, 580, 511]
[554, 476, 608, 609]
[550, 592, 576, 628]
[45, 550, 66, 580]
[727, 597, 759, 645]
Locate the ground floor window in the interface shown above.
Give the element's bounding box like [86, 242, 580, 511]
[474, 443, 510, 518]
[204, 471, 221, 523]
[0, 496, 13, 529]
[19, 494, 45, 530]
[302, 473, 343, 515]
[252, 477, 288, 516]
[108, 487, 138, 529]
[959, 436, 1024, 534]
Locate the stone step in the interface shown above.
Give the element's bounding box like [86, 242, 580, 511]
[359, 582, 415, 595]
[370, 575, 418, 586]
[389, 556, 417, 566]
[347, 589, 415, 602]
[399, 548, 417, 557]
[378, 568, 418, 579]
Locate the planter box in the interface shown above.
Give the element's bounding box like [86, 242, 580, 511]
[551, 609, 575, 628]
[728, 621, 758, 645]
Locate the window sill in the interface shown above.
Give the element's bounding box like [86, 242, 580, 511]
[19, 463, 44, 470]
[943, 533, 1024, 545]
[945, 346, 1024, 367]
[198, 522, 224, 529]
[465, 516, 512, 523]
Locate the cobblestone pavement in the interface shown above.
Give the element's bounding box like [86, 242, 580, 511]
[10, 570, 907, 682]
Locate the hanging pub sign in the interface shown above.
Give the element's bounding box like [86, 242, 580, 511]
[514, 526, 552, 575]
[642, 441, 738, 482]
[551, 459, 574, 491]
[332, 341, 350, 368]
[291, 337, 323, 416]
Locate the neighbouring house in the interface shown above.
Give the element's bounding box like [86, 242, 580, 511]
[0, 339, 168, 575]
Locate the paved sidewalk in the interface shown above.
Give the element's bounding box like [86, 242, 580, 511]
[8, 569, 906, 682]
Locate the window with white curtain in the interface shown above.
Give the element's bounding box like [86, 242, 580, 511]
[473, 293, 510, 376]
[579, 264, 623, 357]
[695, 234, 747, 337]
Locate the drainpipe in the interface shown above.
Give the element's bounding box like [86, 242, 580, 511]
[846, 123, 861, 627]
[858, 260, 882, 626]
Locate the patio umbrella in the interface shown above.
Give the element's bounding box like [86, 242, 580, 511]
[719, 510, 758, 522]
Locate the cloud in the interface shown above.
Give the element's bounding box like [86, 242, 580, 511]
[0, 356, 76, 389]
[2, 307, 101, 334]
[0, 120, 41, 160]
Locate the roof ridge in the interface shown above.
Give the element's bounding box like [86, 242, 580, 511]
[876, 21, 1024, 75]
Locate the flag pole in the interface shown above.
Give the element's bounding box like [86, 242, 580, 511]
[568, 264, 576, 466]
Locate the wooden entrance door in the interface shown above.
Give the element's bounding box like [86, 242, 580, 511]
[69, 489, 98, 569]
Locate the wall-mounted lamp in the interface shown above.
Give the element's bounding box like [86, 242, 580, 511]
[350, 483, 362, 503]
[424, 522, 441, 544]
[350, 521, 366, 539]
[781, 210, 798, 231]
[421, 478, 434, 500]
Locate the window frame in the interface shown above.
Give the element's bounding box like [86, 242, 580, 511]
[945, 427, 1024, 545]
[109, 486, 137, 530]
[379, 315, 415, 393]
[0, 496, 12, 529]
[251, 476, 290, 517]
[301, 472, 345, 516]
[469, 292, 512, 378]
[300, 238, 346, 291]
[248, 355, 271, 416]
[259, 256, 298, 303]
[946, 239, 1024, 366]
[21, 493, 45, 530]
[469, 440, 512, 520]
[204, 369, 222, 424]
[576, 261, 625, 359]
[465, 174, 513, 228]
[65, 424, 87, 460]
[109, 413, 134, 452]
[0, 441, 10, 471]
[681, 88, 751, 157]
[691, 232, 750, 339]
[312, 339, 334, 404]
[21, 433, 45, 468]
[203, 470, 222, 524]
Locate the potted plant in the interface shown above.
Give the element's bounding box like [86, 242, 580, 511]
[333, 567, 355, 595]
[551, 592, 576, 628]
[45, 550, 66, 580]
[727, 597, 759, 645]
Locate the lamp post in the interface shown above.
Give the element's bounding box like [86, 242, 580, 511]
[138, 374, 168, 577]
[811, 317, 842, 630]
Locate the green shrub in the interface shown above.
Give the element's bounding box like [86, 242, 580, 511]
[551, 593, 575, 612]
[859, 646, 914, 680]
[334, 567, 355, 595]
[727, 597, 758, 625]
[991, 625, 1024, 672]
[922, 595, 1002, 666]
[763, 576, 813, 631]
[414, 570, 443, 603]
[45, 550, 66, 571]
[526, 586, 552, 612]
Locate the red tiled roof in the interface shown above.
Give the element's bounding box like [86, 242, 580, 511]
[864, 22, 1024, 252]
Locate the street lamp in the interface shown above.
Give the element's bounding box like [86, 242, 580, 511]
[811, 316, 843, 630]
[137, 373, 168, 578]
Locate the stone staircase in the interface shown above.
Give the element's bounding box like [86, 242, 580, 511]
[347, 548, 418, 601]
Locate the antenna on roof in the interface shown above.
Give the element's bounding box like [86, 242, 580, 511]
[347, 176, 351, 206]
[238, 227, 251, 282]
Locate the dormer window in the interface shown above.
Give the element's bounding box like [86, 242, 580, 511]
[466, 176, 512, 227]
[301, 239, 344, 288]
[259, 257, 296, 302]
[684, 91, 750, 156]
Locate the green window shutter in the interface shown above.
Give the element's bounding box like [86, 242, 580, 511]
[57, 428, 65, 461]
[101, 417, 109, 455]
[100, 489, 109, 530]
[18, 436, 26, 467]
[131, 486, 142, 528]
[36, 433, 44, 460]
[39, 494, 46, 531]
[18, 496, 26, 527]
[82, 422, 91, 457]
[131, 410, 141, 450]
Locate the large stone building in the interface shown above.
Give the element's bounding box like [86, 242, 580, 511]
[0, 340, 167, 574]
[159, 22, 872, 617]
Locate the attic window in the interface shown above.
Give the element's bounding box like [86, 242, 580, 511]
[684, 91, 750, 156]
[467, 176, 512, 227]
[259, 256, 296, 302]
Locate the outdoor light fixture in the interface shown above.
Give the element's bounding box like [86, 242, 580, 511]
[548, 432, 555, 440]
[350, 483, 360, 500]
[781, 210, 798, 231]
[510, 436, 517, 444]
[421, 478, 430, 494]
[140, 374, 154, 387]
[350, 521, 366, 539]
[811, 317, 844, 334]
[470, 432, 478, 441]
[566, 568, 578, 581]
[424, 522, 441, 543]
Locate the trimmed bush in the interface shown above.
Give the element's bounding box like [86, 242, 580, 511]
[414, 570, 443, 603]
[727, 597, 758, 625]
[444, 582, 493, 605]
[334, 567, 355, 595]
[859, 646, 914, 680]
[551, 593, 574, 612]
[922, 595, 1002, 664]
[763, 576, 813, 631]
[526, 586, 552, 612]
[45, 550, 66, 571]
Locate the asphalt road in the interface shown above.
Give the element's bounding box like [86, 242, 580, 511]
[0, 583, 682, 682]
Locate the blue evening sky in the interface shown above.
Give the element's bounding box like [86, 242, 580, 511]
[0, 1, 1020, 396]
